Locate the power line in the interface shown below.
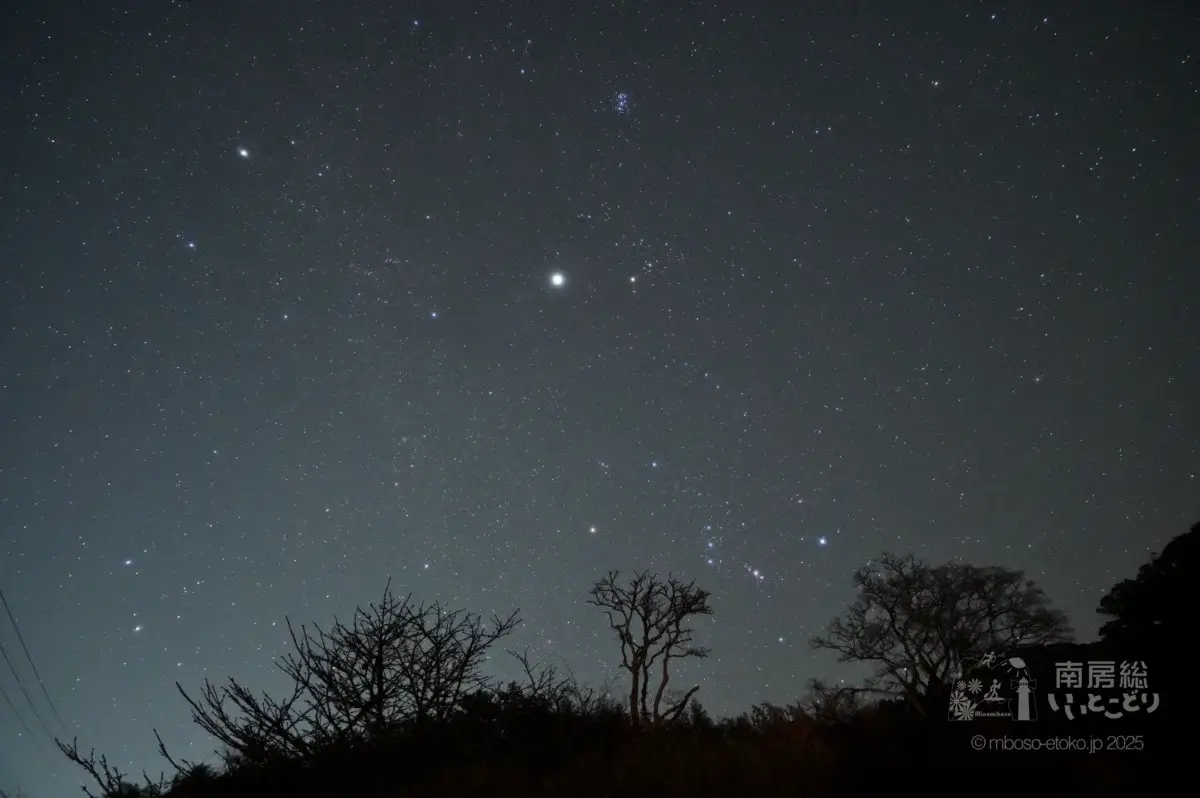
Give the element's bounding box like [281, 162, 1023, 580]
[0, 638, 52, 743]
[0, 589, 66, 734]
[0, 678, 32, 736]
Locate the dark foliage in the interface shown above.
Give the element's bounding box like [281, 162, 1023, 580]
[1098, 521, 1198, 647]
[1095, 521, 1197, 736]
[57, 693, 1155, 798]
[810, 552, 1072, 715]
[53, 534, 1196, 798]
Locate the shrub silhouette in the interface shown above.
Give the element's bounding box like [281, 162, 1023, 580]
[52, 544, 1194, 798]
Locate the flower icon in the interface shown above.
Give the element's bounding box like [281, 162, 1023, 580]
[949, 692, 975, 720]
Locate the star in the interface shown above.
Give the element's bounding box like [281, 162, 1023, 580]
[237, 147, 250, 158]
[818, 537, 827, 546]
[550, 272, 566, 287]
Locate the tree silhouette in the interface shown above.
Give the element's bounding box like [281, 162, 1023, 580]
[55, 737, 173, 798]
[1098, 520, 1198, 647]
[175, 580, 520, 765]
[810, 552, 1071, 714]
[587, 569, 713, 727]
[800, 678, 868, 727]
[47, 562, 1162, 798]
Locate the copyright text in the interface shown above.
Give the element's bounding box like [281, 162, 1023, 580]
[971, 734, 1143, 753]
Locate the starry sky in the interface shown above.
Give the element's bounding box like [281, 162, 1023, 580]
[1, 0, 1197, 793]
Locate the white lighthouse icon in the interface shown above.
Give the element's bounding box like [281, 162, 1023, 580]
[947, 653, 1039, 722]
[1012, 675, 1038, 721]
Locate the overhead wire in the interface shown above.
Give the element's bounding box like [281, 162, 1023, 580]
[0, 678, 32, 736]
[0, 636, 53, 743]
[0, 588, 67, 734]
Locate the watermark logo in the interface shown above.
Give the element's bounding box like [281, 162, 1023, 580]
[1047, 660, 1158, 720]
[948, 651, 1162, 723]
[948, 652, 1038, 722]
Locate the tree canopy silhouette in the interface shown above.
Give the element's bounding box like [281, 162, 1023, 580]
[810, 552, 1071, 714]
[1098, 520, 1198, 647]
[175, 580, 519, 765]
[48, 555, 1169, 798]
[588, 569, 713, 727]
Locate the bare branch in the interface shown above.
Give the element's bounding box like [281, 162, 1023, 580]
[588, 570, 713, 727]
[811, 553, 1071, 714]
[172, 584, 520, 766]
[55, 737, 133, 798]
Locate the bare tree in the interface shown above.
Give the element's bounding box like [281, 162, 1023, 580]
[175, 581, 520, 765]
[799, 679, 868, 726]
[55, 738, 171, 798]
[587, 570, 713, 727]
[503, 649, 620, 715]
[810, 552, 1071, 715]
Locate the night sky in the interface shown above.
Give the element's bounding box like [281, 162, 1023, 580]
[2, 0, 1197, 793]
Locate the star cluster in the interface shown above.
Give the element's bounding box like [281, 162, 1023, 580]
[1, 1, 1197, 795]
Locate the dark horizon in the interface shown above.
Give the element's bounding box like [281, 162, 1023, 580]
[2, 0, 1197, 794]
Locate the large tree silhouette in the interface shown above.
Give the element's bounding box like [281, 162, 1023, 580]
[176, 581, 519, 765]
[811, 552, 1071, 714]
[588, 570, 713, 727]
[1098, 520, 1198, 647]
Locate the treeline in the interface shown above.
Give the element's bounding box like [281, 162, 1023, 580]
[39, 521, 1195, 798]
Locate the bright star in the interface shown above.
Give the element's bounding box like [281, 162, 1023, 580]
[818, 536, 828, 546]
[550, 272, 566, 287]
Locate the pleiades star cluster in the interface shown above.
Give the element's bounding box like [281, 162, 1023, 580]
[1, 1, 1196, 794]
